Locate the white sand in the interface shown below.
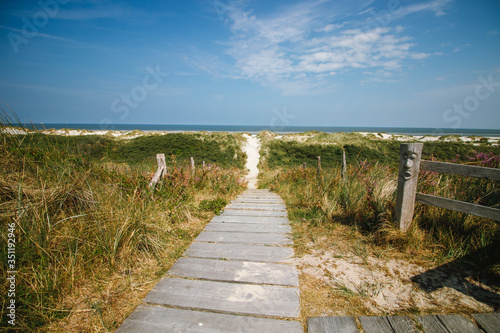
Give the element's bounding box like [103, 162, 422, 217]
[242, 134, 261, 189]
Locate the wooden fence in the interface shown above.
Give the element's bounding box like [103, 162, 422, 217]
[394, 143, 500, 232]
[148, 154, 205, 189]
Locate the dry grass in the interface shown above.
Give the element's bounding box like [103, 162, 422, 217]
[0, 115, 246, 331]
[259, 134, 500, 321]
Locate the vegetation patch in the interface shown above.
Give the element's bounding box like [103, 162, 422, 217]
[259, 131, 500, 318]
[0, 117, 246, 331]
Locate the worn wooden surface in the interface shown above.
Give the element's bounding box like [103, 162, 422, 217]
[416, 192, 500, 221]
[118, 189, 302, 332]
[472, 313, 500, 333]
[308, 316, 359, 333]
[308, 314, 491, 333]
[148, 153, 166, 188]
[205, 222, 292, 233]
[359, 316, 394, 333]
[195, 230, 293, 245]
[222, 209, 288, 217]
[394, 143, 423, 231]
[225, 202, 287, 210]
[169, 257, 299, 286]
[116, 306, 303, 333]
[211, 215, 289, 224]
[420, 160, 500, 181]
[185, 241, 294, 262]
[144, 277, 300, 317]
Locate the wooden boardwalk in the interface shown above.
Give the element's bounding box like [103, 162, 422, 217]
[116, 188, 499, 332]
[307, 313, 500, 332]
[117, 189, 303, 332]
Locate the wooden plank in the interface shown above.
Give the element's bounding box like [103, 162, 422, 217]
[205, 222, 292, 234]
[168, 257, 299, 286]
[148, 154, 167, 188]
[420, 160, 500, 181]
[359, 316, 394, 333]
[211, 215, 289, 224]
[387, 316, 417, 333]
[222, 209, 287, 217]
[195, 231, 293, 246]
[307, 316, 359, 333]
[233, 198, 284, 203]
[185, 242, 294, 263]
[226, 203, 287, 211]
[472, 313, 500, 333]
[117, 305, 303, 333]
[394, 143, 424, 232]
[437, 314, 482, 333]
[144, 278, 301, 318]
[416, 315, 449, 333]
[416, 193, 500, 221]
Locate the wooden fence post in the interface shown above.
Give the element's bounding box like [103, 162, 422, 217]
[341, 149, 347, 182]
[191, 157, 195, 174]
[303, 162, 307, 169]
[317, 156, 321, 176]
[394, 143, 423, 232]
[148, 153, 167, 188]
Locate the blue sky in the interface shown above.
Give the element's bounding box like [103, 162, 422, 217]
[0, 0, 499, 129]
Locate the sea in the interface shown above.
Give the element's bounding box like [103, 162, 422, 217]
[26, 123, 500, 137]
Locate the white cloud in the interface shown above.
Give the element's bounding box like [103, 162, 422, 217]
[198, 0, 441, 95]
[394, 0, 454, 19]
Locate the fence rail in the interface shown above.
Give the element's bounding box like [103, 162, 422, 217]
[395, 143, 500, 231]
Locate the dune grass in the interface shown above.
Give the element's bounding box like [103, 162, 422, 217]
[0, 115, 246, 331]
[259, 132, 500, 278]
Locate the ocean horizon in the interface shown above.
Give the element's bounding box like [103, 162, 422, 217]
[25, 123, 500, 137]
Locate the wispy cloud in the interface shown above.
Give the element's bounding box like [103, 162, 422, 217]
[198, 0, 438, 95]
[393, 0, 454, 19]
[0, 25, 75, 43]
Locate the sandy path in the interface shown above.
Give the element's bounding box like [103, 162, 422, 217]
[242, 134, 261, 189]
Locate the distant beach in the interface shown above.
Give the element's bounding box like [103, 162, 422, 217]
[25, 123, 500, 137]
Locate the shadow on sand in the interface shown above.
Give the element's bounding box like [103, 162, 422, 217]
[411, 244, 500, 311]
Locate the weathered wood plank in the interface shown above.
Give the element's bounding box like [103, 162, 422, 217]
[226, 203, 287, 210]
[394, 143, 424, 232]
[185, 242, 294, 263]
[148, 154, 167, 188]
[168, 257, 299, 286]
[222, 209, 287, 217]
[116, 305, 303, 333]
[416, 315, 449, 333]
[420, 160, 500, 181]
[437, 314, 482, 333]
[211, 215, 289, 224]
[359, 316, 394, 333]
[195, 231, 293, 246]
[144, 278, 301, 318]
[205, 222, 292, 233]
[233, 198, 284, 203]
[307, 316, 359, 333]
[416, 193, 500, 221]
[472, 313, 500, 333]
[386, 316, 417, 333]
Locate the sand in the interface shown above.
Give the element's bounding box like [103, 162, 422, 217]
[242, 134, 261, 189]
[293, 238, 500, 316]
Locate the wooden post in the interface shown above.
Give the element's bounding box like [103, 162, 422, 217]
[341, 149, 347, 181]
[394, 143, 423, 232]
[190, 157, 195, 174]
[317, 156, 321, 176]
[148, 153, 167, 188]
[202, 161, 206, 170]
[303, 162, 307, 169]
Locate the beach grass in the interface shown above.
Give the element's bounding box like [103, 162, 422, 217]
[258, 131, 500, 316]
[0, 113, 246, 331]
